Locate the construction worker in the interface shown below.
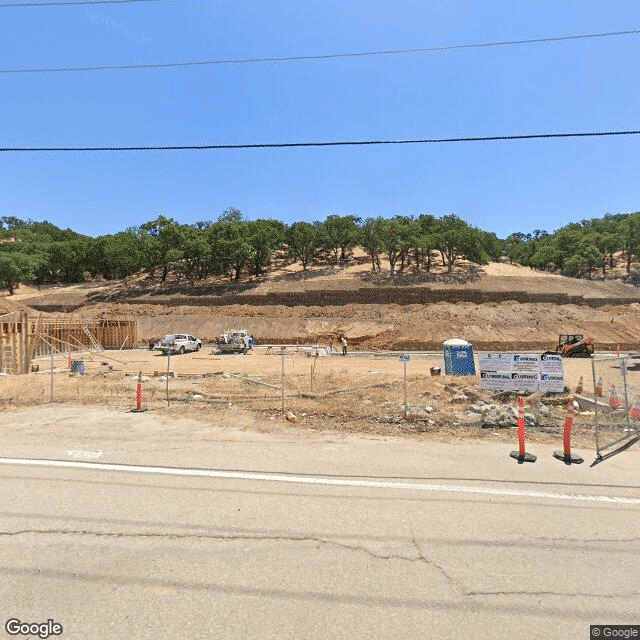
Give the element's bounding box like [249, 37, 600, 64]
[341, 336, 348, 356]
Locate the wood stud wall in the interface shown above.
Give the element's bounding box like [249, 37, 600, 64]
[0, 312, 137, 374]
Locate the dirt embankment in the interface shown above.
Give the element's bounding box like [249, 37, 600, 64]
[9, 260, 640, 351]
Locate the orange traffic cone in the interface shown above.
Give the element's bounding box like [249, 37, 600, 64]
[595, 377, 604, 397]
[609, 383, 620, 409]
[575, 376, 584, 395]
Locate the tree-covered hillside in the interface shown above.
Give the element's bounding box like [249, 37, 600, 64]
[0, 210, 638, 293]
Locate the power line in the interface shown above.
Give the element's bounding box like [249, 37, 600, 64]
[0, 0, 168, 7]
[2, 129, 640, 153]
[2, 28, 640, 74]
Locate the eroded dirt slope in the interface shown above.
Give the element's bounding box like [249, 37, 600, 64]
[7, 259, 640, 350]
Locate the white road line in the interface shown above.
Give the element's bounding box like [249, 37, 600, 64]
[0, 457, 639, 505]
[66, 450, 103, 459]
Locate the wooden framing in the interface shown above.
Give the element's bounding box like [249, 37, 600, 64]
[0, 312, 138, 373]
[0, 311, 29, 374]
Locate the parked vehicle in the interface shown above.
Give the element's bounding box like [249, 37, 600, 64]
[156, 334, 202, 355]
[214, 329, 252, 355]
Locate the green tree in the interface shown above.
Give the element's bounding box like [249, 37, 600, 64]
[205, 220, 252, 280]
[434, 214, 484, 272]
[411, 214, 439, 271]
[318, 215, 361, 264]
[91, 231, 144, 279]
[48, 237, 91, 283]
[358, 217, 386, 272]
[286, 222, 321, 271]
[0, 250, 39, 294]
[563, 235, 603, 278]
[378, 216, 415, 276]
[173, 225, 210, 281]
[135, 216, 184, 282]
[246, 219, 286, 276]
[618, 213, 640, 274]
[218, 207, 245, 224]
[504, 232, 530, 265]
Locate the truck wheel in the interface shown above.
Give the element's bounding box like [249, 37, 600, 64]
[196, 343, 201, 351]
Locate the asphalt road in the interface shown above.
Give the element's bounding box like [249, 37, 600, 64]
[0, 407, 638, 640]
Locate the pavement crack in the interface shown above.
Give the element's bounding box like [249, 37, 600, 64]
[0, 529, 333, 544]
[0, 529, 433, 565]
[528, 535, 640, 544]
[319, 539, 421, 563]
[466, 590, 640, 599]
[411, 536, 466, 596]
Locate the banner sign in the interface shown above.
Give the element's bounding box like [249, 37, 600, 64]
[479, 352, 564, 393]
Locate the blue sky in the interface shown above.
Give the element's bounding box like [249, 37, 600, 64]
[1, 0, 639, 239]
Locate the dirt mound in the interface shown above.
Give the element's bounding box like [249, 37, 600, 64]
[0, 295, 29, 315]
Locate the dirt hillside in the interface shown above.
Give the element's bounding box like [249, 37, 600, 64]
[9, 258, 640, 351]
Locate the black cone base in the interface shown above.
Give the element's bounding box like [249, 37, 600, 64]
[553, 450, 584, 464]
[510, 451, 537, 463]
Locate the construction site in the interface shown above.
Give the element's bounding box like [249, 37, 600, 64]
[0, 257, 638, 464]
[0, 310, 137, 375]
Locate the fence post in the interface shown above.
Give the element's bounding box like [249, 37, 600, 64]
[166, 351, 171, 407]
[403, 360, 408, 419]
[280, 347, 286, 413]
[591, 356, 601, 456]
[620, 356, 632, 434]
[50, 344, 55, 402]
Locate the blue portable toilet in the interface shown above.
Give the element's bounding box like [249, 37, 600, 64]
[443, 339, 476, 376]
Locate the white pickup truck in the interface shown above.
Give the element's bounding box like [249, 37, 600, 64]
[156, 334, 202, 355]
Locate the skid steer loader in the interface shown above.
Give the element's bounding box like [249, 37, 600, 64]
[554, 334, 594, 358]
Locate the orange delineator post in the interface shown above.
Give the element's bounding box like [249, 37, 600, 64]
[517, 398, 526, 456]
[131, 370, 148, 413]
[510, 396, 536, 463]
[553, 397, 583, 464]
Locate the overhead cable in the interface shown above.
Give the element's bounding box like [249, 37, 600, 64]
[2, 28, 640, 74]
[0, 0, 168, 7]
[2, 130, 640, 153]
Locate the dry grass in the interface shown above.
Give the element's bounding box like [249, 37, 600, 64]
[0, 363, 611, 449]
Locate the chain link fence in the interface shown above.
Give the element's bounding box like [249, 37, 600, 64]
[588, 355, 640, 461]
[0, 346, 638, 461]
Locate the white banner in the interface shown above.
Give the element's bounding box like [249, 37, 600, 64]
[479, 352, 564, 393]
[479, 371, 512, 391]
[511, 354, 540, 373]
[510, 372, 540, 392]
[478, 352, 513, 372]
